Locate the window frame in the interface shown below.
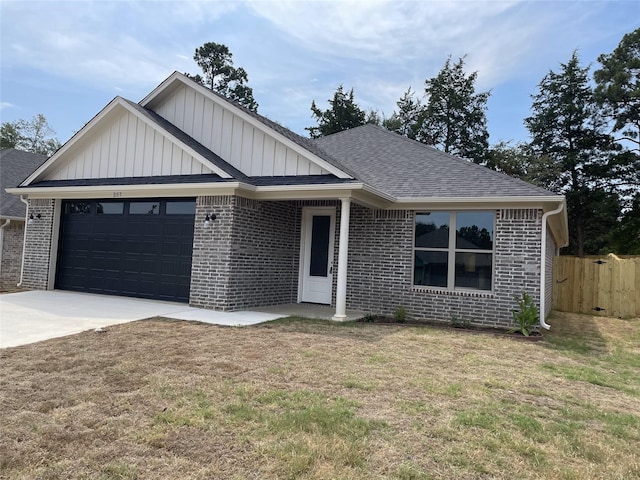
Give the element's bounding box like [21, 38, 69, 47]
[413, 210, 496, 292]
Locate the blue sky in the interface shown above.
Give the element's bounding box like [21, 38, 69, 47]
[1, 0, 638, 147]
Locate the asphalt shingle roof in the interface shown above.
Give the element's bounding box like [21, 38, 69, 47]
[314, 124, 556, 198]
[27, 174, 354, 188]
[1, 148, 47, 218]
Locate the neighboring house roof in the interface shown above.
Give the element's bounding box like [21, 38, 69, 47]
[1, 148, 46, 219]
[314, 124, 555, 199]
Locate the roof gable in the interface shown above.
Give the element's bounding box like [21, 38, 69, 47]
[314, 124, 556, 199]
[22, 97, 232, 186]
[140, 72, 352, 179]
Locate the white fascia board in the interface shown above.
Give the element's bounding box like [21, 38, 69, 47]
[391, 195, 565, 210]
[140, 72, 353, 180]
[0, 215, 25, 222]
[139, 70, 183, 106]
[236, 183, 393, 209]
[237, 182, 360, 201]
[6, 182, 243, 200]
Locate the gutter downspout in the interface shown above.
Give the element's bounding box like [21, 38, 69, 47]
[0, 219, 10, 276]
[17, 195, 29, 287]
[540, 203, 567, 330]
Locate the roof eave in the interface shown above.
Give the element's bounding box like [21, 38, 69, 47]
[0, 215, 26, 222]
[391, 195, 566, 209]
[6, 182, 244, 199]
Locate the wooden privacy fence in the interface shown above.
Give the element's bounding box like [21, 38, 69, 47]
[553, 254, 640, 319]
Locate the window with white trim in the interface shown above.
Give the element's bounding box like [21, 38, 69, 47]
[414, 211, 495, 291]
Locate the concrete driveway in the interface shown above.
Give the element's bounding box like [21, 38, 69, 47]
[0, 290, 284, 348]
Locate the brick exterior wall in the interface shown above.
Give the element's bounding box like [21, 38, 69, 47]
[0, 220, 25, 290]
[16, 193, 549, 329]
[346, 206, 544, 329]
[190, 196, 300, 310]
[20, 199, 56, 290]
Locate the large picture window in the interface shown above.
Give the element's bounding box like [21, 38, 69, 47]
[414, 211, 495, 291]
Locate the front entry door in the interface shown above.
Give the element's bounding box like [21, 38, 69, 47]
[300, 207, 336, 304]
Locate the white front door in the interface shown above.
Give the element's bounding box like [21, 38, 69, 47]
[300, 207, 336, 304]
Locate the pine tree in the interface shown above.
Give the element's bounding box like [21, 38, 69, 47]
[525, 51, 619, 255]
[415, 56, 490, 162]
[306, 86, 367, 138]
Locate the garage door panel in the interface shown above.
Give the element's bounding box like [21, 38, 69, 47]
[56, 199, 195, 303]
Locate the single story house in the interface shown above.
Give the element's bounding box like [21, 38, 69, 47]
[0, 148, 46, 290]
[8, 72, 568, 328]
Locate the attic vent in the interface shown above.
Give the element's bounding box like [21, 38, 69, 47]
[373, 210, 410, 220]
[234, 197, 260, 210]
[499, 209, 540, 221]
[30, 199, 54, 208]
[198, 195, 235, 207]
[295, 200, 338, 207]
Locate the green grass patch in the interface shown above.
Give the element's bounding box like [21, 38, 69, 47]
[342, 376, 376, 391]
[453, 410, 500, 430]
[100, 463, 138, 480]
[2, 312, 639, 479]
[223, 388, 385, 477]
[541, 363, 639, 395]
[153, 388, 218, 427]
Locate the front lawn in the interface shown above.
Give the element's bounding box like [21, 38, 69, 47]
[1, 312, 638, 479]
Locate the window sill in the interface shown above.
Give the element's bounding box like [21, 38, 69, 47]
[411, 286, 494, 298]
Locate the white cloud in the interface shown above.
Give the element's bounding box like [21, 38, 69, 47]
[247, 1, 519, 63]
[0, 102, 15, 111]
[1, 0, 636, 141]
[0, 0, 237, 89]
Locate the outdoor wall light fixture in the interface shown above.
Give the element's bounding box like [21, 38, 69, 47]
[28, 213, 41, 225]
[204, 213, 217, 227]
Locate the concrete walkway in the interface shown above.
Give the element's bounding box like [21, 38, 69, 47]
[0, 290, 284, 348]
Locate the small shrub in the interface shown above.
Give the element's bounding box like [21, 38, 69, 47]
[394, 306, 407, 323]
[363, 313, 376, 323]
[450, 316, 471, 329]
[510, 292, 539, 336]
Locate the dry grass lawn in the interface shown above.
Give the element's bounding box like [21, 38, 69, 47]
[1, 311, 639, 479]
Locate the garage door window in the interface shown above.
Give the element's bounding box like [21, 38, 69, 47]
[129, 202, 159, 215]
[166, 201, 196, 215]
[65, 201, 91, 214]
[96, 202, 124, 214]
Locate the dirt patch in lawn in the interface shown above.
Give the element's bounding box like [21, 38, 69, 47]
[1, 312, 639, 479]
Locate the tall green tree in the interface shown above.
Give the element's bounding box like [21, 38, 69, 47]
[0, 114, 61, 156]
[0, 122, 21, 149]
[612, 192, 640, 254]
[384, 87, 423, 139]
[594, 28, 640, 254]
[485, 141, 559, 189]
[306, 85, 367, 138]
[415, 56, 490, 162]
[594, 28, 640, 197]
[525, 51, 619, 256]
[594, 28, 640, 151]
[187, 42, 258, 112]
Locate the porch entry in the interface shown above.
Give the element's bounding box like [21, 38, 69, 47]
[299, 207, 336, 304]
